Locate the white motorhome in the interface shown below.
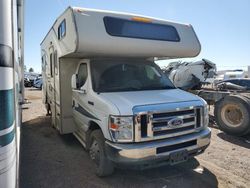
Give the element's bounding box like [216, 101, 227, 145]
[41, 7, 210, 176]
[0, 0, 24, 187]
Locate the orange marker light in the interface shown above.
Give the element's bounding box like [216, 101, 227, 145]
[110, 123, 119, 130]
[131, 17, 152, 23]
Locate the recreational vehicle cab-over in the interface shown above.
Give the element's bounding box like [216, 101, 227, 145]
[41, 7, 210, 176]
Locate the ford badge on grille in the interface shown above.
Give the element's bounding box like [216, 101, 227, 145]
[168, 118, 184, 128]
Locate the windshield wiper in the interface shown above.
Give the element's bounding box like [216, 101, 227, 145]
[97, 86, 142, 92]
[140, 86, 175, 90]
[97, 85, 175, 93]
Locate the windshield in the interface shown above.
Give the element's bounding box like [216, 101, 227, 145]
[91, 59, 175, 92]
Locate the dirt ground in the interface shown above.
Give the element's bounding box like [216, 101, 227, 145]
[20, 88, 250, 188]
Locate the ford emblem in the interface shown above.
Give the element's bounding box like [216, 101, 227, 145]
[168, 118, 183, 128]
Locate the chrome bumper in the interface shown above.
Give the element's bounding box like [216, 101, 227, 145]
[105, 128, 211, 166]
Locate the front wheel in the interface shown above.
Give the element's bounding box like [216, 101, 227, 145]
[214, 95, 250, 136]
[89, 130, 114, 177]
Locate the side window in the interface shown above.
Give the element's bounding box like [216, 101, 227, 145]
[41, 55, 46, 72]
[54, 50, 58, 75]
[77, 64, 88, 89]
[229, 79, 239, 85]
[240, 80, 250, 87]
[49, 53, 53, 77]
[58, 20, 66, 40]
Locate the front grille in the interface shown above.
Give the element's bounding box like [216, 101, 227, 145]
[153, 125, 194, 136]
[152, 109, 196, 137]
[135, 107, 203, 142]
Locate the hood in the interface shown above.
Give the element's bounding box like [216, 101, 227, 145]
[100, 89, 202, 115]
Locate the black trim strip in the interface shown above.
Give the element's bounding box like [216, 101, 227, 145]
[0, 129, 15, 147]
[157, 140, 197, 154]
[0, 89, 14, 130]
[0, 44, 13, 68]
[75, 104, 100, 121]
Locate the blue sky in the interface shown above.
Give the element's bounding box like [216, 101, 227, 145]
[25, 0, 250, 73]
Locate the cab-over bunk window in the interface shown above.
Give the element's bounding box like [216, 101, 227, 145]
[103, 17, 180, 42]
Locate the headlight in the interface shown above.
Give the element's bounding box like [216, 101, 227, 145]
[109, 115, 133, 142]
[203, 104, 209, 127]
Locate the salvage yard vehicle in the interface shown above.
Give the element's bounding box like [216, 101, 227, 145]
[216, 78, 250, 90]
[41, 7, 210, 176]
[191, 88, 250, 136]
[0, 0, 24, 187]
[165, 60, 250, 136]
[33, 76, 43, 89]
[163, 59, 216, 90]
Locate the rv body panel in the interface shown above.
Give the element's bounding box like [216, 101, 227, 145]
[0, 0, 24, 187]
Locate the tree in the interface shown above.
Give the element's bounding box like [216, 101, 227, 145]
[29, 67, 34, 72]
[24, 65, 27, 72]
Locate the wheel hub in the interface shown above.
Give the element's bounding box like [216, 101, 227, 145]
[89, 140, 100, 166]
[221, 104, 244, 127]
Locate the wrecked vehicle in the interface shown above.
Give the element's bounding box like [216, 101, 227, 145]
[216, 78, 250, 91]
[164, 59, 250, 136]
[163, 59, 216, 90]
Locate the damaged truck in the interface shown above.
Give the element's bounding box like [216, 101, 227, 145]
[164, 59, 250, 136]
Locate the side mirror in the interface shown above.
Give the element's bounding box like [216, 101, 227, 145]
[71, 74, 78, 89]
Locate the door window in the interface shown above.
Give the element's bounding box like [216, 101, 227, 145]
[77, 64, 88, 89]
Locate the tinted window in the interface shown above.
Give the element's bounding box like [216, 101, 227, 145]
[226, 79, 239, 85]
[77, 64, 88, 88]
[239, 80, 250, 88]
[58, 20, 66, 40]
[104, 17, 180, 42]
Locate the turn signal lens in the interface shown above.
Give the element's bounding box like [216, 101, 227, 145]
[110, 123, 119, 130]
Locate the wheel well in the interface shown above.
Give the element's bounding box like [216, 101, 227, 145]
[89, 121, 101, 131]
[86, 121, 102, 150]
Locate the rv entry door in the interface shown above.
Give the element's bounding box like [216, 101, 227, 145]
[48, 46, 59, 129]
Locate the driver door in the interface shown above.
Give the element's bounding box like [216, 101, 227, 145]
[72, 63, 90, 136]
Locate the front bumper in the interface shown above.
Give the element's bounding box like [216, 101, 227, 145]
[105, 128, 211, 167]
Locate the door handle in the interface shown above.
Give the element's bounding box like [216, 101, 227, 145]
[88, 101, 94, 106]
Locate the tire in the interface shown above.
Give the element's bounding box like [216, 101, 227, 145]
[89, 130, 114, 177]
[214, 95, 250, 136]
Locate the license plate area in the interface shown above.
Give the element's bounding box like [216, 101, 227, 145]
[169, 149, 188, 165]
